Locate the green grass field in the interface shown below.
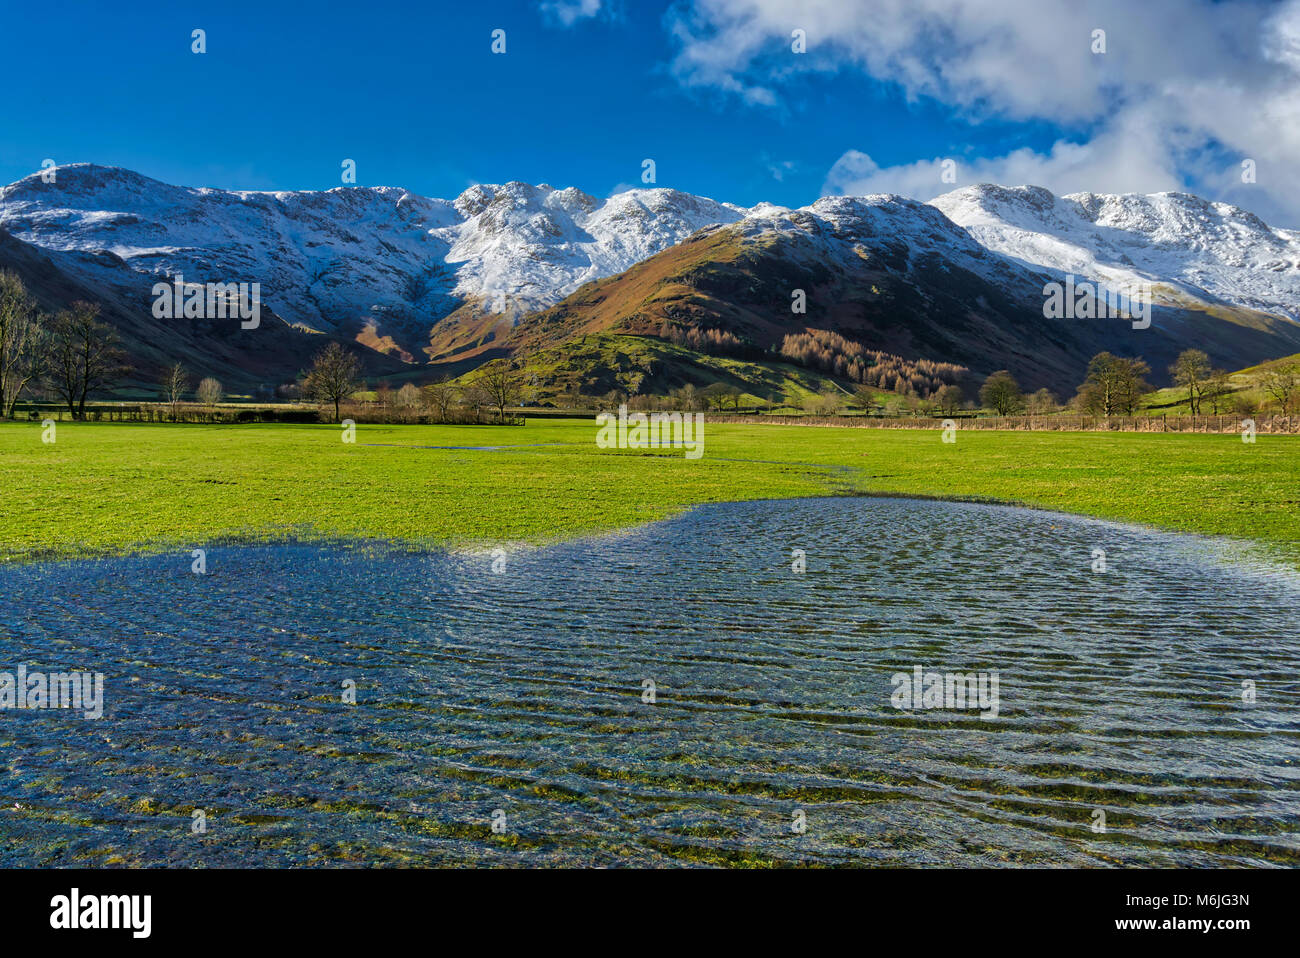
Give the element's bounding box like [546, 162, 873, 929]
[1, 418, 1296, 567]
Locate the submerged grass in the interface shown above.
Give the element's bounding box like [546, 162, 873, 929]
[0, 418, 1296, 566]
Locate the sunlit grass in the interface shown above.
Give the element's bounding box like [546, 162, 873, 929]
[1, 418, 1295, 566]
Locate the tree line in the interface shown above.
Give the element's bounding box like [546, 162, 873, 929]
[0, 270, 528, 425]
[976, 349, 1298, 418]
[0, 272, 131, 419]
[157, 346, 527, 425]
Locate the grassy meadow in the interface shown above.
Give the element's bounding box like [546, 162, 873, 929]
[0, 417, 1296, 567]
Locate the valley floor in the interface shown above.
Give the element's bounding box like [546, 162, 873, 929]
[1, 419, 1296, 568]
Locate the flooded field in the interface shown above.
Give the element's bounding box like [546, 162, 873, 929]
[1, 497, 1297, 866]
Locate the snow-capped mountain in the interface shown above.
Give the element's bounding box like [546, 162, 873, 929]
[3, 164, 1299, 385]
[931, 184, 1300, 322]
[510, 188, 1285, 391]
[0, 164, 746, 344]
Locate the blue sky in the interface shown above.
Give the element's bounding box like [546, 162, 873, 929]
[3, 0, 1299, 224]
[0, 0, 1071, 206]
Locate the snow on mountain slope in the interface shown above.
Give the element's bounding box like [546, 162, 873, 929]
[511, 188, 1300, 391]
[436, 181, 745, 315]
[0, 165, 460, 337]
[0, 164, 746, 341]
[732, 193, 1035, 285]
[5, 164, 1299, 370]
[931, 184, 1300, 322]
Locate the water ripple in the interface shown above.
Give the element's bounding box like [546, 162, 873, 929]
[1, 497, 1297, 867]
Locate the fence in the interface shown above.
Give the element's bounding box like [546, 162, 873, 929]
[705, 413, 1300, 434]
[14, 405, 1294, 433]
[12, 404, 523, 426]
[18, 405, 322, 424]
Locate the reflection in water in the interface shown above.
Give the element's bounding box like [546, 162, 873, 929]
[1, 497, 1297, 867]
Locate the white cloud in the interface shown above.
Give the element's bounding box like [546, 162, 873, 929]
[540, 0, 606, 28]
[668, 0, 1300, 224]
[1264, 0, 1300, 71]
[824, 105, 1184, 201]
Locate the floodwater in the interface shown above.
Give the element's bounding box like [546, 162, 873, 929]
[1, 497, 1297, 867]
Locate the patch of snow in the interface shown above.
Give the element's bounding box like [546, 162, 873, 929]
[932, 184, 1300, 322]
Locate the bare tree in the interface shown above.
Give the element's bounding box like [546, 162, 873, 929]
[1026, 387, 1059, 416]
[476, 361, 522, 423]
[936, 384, 964, 416]
[161, 362, 189, 420]
[1262, 364, 1299, 414]
[422, 377, 458, 423]
[390, 382, 421, 422]
[1170, 349, 1211, 414]
[1114, 357, 1152, 416]
[304, 342, 362, 421]
[48, 301, 129, 419]
[0, 271, 49, 419]
[979, 370, 1025, 416]
[395, 382, 421, 408]
[1206, 368, 1231, 414]
[1075, 353, 1151, 417]
[196, 376, 223, 409]
[461, 382, 491, 422]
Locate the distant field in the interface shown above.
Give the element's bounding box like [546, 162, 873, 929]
[1, 418, 1296, 567]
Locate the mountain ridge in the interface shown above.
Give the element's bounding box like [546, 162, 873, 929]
[4, 164, 1300, 395]
[503, 193, 1300, 392]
